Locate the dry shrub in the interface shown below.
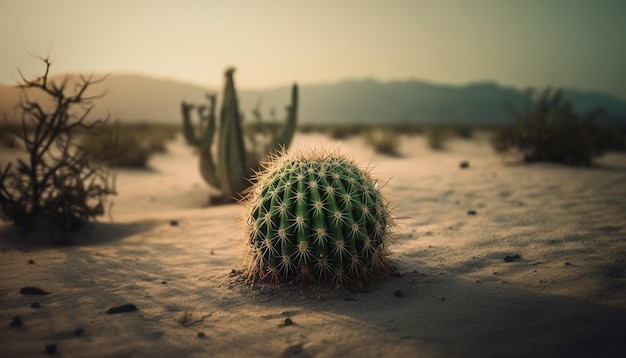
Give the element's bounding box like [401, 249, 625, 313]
[491, 87, 607, 165]
[363, 129, 402, 156]
[0, 56, 115, 234]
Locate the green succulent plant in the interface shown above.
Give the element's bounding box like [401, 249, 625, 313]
[182, 68, 298, 202]
[241, 148, 393, 285]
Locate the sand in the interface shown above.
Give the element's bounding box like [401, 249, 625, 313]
[1, 132, 626, 357]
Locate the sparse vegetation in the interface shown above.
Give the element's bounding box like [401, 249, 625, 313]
[0, 56, 115, 233]
[491, 87, 608, 165]
[363, 129, 402, 156]
[79, 122, 176, 168]
[425, 126, 450, 150]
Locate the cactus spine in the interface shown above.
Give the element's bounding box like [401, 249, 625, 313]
[182, 68, 298, 201]
[241, 148, 393, 285]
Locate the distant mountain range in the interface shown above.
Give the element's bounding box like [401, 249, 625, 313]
[1, 74, 625, 126]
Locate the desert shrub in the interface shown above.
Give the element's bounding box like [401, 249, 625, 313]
[425, 126, 449, 150]
[451, 125, 474, 139]
[363, 129, 401, 156]
[0, 130, 18, 149]
[322, 124, 363, 139]
[79, 122, 173, 168]
[0, 56, 115, 233]
[491, 87, 607, 165]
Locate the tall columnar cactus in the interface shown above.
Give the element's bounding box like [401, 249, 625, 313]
[182, 68, 298, 201]
[241, 148, 394, 285]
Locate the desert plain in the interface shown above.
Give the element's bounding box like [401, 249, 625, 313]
[1, 131, 626, 357]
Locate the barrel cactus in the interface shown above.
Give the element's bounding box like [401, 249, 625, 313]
[241, 148, 393, 285]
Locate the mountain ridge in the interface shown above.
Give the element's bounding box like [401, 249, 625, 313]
[1, 73, 625, 126]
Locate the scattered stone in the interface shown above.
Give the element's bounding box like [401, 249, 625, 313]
[170, 220, 178, 226]
[476, 280, 480, 283]
[31, 302, 41, 308]
[44, 344, 57, 354]
[283, 317, 294, 326]
[493, 272, 498, 275]
[394, 289, 404, 298]
[28, 259, 35, 264]
[467, 210, 477, 215]
[106, 304, 138, 314]
[210, 251, 215, 255]
[440, 297, 446, 301]
[20, 287, 50, 295]
[197, 332, 206, 338]
[459, 161, 470, 169]
[10, 316, 23, 327]
[161, 281, 167, 284]
[504, 255, 515, 262]
[564, 262, 572, 266]
[74, 328, 85, 336]
[260, 286, 273, 295]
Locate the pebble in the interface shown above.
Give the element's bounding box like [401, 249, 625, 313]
[170, 220, 178, 226]
[107, 304, 138, 314]
[10, 316, 23, 327]
[20, 287, 51, 295]
[74, 328, 85, 336]
[197, 332, 206, 338]
[45, 344, 57, 355]
[459, 161, 470, 169]
[467, 210, 477, 215]
[31, 302, 41, 308]
[394, 289, 404, 298]
[28, 259, 35, 264]
[283, 318, 294, 326]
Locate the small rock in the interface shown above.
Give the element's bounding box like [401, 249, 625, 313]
[28, 259, 35, 264]
[459, 161, 470, 169]
[467, 210, 477, 215]
[74, 328, 84, 336]
[170, 220, 178, 226]
[440, 297, 446, 301]
[504, 255, 515, 262]
[107, 304, 138, 314]
[161, 281, 167, 284]
[45, 344, 57, 354]
[31, 302, 41, 308]
[197, 332, 206, 338]
[210, 251, 215, 255]
[20, 287, 50, 295]
[260, 286, 273, 295]
[564, 262, 572, 266]
[10, 316, 23, 327]
[283, 317, 294, 326]
[394, 289, 404, 298]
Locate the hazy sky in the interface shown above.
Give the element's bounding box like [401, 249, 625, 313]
[1, 0, 625, 99]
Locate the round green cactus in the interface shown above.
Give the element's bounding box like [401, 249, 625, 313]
[241, 148, 393, 285]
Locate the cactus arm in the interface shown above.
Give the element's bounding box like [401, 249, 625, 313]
[271, 83, 298, 153]
[181, 99, 214, 147]
[216, 68, 249, 198]
[181, 96, 222, 189]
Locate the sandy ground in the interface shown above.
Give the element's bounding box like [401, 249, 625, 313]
[1, 132, 626, 357]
